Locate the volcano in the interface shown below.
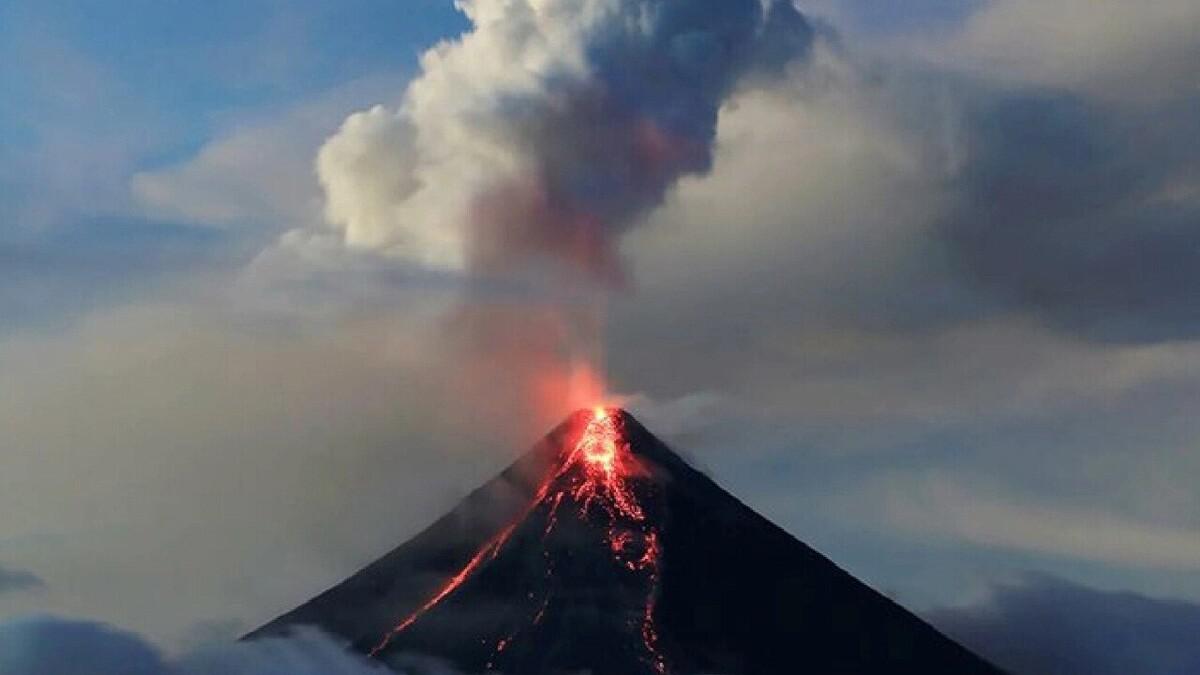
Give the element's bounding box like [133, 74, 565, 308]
[250, 409, 1002, 674]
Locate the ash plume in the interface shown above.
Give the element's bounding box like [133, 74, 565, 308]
[317, 0, 813, 281]
[311, 0, 815, 428]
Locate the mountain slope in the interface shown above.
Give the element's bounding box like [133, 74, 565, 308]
[250, 409, 1003, 675]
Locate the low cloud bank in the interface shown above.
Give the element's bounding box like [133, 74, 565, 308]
[0, 616, 392, 675]
[926, 575, 1200, 675]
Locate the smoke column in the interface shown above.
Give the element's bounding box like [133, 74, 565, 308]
[315, 0, 813, 426]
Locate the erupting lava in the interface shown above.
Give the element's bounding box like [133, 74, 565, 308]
[573, 407, 646, 523]
[369, 408, 667, 674]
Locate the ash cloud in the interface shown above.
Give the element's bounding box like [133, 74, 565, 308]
[316, 0, 813, 281]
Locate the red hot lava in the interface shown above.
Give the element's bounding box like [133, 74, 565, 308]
[369, 407, 667, 674]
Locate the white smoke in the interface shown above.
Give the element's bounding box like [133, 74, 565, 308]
[315, 0, 812, 281]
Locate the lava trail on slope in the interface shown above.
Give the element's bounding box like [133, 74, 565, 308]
[369, 407, 668, 674]
[249, 408, 1007, 675]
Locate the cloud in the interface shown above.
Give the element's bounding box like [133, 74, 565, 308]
[870, 473, 1200, 571]
[603, 17, 1200, 366]
[0, 218, 232, 334]
[0, 566, 44, 595]
[939, 0, 1200, 103]
[131, 76, 406, 233]
[624, 391, 727, 439]
[935, 88, 1200, 342]
[0, 303, 512, 646]
[0, 616, 391, 675]
[0, 616, 166, 675]
[926, 575, 1200, 675]
[316, 105, 422, 252]
[881, 0, 1200, 342]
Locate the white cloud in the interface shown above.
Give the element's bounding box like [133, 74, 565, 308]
[131, 76, 405, 231]
[936, 0, 1200, 103]
[0, 302, 506, 647]
[871, 473, 1200, 571]
[0, 618, 393, 675]
[314, 105, 428, 254]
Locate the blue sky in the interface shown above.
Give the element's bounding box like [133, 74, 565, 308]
[0, 0, 467, 233]
[0, 0, 467, 330]
[0, 0, 466, 148]
[2, 1, 1200, 673]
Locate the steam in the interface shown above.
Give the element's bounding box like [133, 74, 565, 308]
[317, 0, 812, 281]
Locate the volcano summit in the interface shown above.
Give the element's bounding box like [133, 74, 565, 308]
[251, 409, 1002, 674]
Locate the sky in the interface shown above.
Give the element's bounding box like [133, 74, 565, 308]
[2, 1, 1199, 673]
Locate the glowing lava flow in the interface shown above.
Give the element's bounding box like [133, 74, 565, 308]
[368, 408, 668, 674]
[564, 408, 667, 675]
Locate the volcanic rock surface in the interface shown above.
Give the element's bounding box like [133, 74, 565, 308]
[250, 409, 1003, 674]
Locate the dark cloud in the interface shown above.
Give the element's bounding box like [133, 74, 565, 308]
[0, 617, 167, 675]
[926, 575, 1200, 675]
[0, 565, 44, 595]
[940, 89, 1200, 343]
